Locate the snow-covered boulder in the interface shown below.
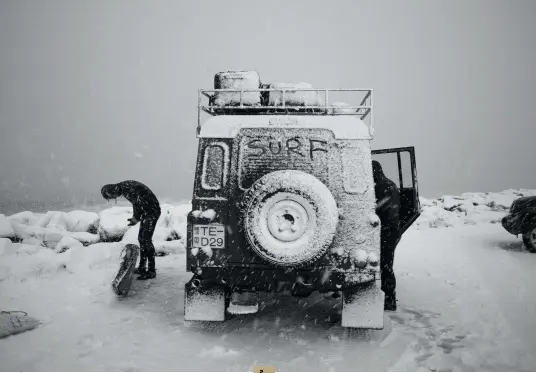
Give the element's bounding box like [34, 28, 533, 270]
[33, 210, 99, 233]
[155, 203, 190, 240]
[419, 197, 434, 207]
[415, 206, 460, 229]
[60, 242, 122, 273]
[98, 206, 132, 241]
[0, 237, 11, 256]
[155, 240, 185, 255]
[22, 237, 44, 247]
[55, 236, 84, 253]
[37, 211, 68, 230]
[0, 242, 69, 281]
[440, 196, 463, 211]
[65, 210, 99, 233]
[10, 222, 99, 248]
[168, 203, 191, 239]
[487, 193, 517, 212]
[466, 209, 505, 225]
[0, 214, 15, 238]
[412, 188, 536, 230]
[7, 211, 40, 226]
[519, 189, 536, 197]
[156, 203, 175, 228]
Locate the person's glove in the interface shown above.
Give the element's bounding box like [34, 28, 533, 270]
[127, 217, 139, 226]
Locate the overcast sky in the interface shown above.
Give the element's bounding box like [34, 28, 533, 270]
[1, 0, 535, 211]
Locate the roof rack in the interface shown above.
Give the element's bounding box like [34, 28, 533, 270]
[197, 88, 373, 135]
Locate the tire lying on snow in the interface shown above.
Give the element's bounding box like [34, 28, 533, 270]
[241, 170, 339, 266]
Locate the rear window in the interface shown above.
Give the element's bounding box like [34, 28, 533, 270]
[201, 143, 229, 190]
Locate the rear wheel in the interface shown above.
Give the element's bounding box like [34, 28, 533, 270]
[522, 227, 536, 253]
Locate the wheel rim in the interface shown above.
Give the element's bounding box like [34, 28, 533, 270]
[258, 192, 316, 249]
[266, 198, 310, 242]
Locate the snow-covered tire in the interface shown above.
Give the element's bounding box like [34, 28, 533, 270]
[522, 227, 536, 253]
[241, 170, 339, 266]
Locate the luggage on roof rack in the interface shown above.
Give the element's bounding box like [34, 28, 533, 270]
[198, 86, 373, 130]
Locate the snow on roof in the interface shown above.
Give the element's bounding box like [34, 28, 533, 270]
[198, 115, 374, 140]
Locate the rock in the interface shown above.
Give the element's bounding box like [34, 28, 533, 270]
[97, 206, 132, 241]
[0, 214, 15, 238]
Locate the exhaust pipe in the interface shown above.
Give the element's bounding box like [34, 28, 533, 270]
[191, 278, 202, 288]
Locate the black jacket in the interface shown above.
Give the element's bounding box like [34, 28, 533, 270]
[103, 180, 161, 220]
[373, 163, 401, 242]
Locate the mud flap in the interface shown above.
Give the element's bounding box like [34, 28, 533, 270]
[111, 244, 140, 297]
[341, 280, 385, 329]
[184, 282, 226, 322]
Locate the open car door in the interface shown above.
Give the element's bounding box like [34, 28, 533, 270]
[371, 146, 421, 236]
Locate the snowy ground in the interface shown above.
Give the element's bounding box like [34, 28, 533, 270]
[1, 189, 536, 371]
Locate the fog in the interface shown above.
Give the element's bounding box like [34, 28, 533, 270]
[1, 0, 535, 213]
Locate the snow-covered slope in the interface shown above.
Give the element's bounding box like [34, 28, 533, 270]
[416, 188, 536, 229]
[1, 190, 536, 371]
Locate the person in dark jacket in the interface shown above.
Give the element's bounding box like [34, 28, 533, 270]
[101, 180, 161, 280]
[372, 160, 401, 311]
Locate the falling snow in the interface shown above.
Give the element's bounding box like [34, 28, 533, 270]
[1, 190, 536, 370]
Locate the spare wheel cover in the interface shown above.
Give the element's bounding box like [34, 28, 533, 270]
[242, 170, 339, 266]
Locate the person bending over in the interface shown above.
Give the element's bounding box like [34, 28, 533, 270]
[101, 180, 161, 280]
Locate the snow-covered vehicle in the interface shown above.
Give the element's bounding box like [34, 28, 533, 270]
[501, 196, 536, 252]
[184, 71, 421, 329]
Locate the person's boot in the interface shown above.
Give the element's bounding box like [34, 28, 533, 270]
[137, 258, 156, 280]
[137, 269, 156, 280]
[134, 255, 148, 275]
[384, 293, 397, 311]
[133, 267, 147, 275]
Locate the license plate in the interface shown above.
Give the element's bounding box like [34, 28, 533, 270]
[192, 224, 225, 249]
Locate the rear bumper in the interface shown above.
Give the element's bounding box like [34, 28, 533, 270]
[188, 266, 378, 293]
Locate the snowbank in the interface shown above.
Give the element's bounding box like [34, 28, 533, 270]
[3, 202, 191, 253]
[414, 189, 536, 230]
[31, 210, 99, 232]
[0, 237, 11, 255]
[0, 239, 124, 282]
[10, 222, 100, 248]
[0, 214, 15, 238]
[1, 188, 533, 258]
[7, 211, 42, 226]
[0, 242, 67, 281]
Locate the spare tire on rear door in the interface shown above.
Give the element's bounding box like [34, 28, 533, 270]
[241, 170, 339, 266]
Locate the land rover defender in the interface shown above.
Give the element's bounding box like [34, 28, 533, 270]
[184, 71, 420, 329]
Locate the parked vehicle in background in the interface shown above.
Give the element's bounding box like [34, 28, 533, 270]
[502, 196, 536, 252]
